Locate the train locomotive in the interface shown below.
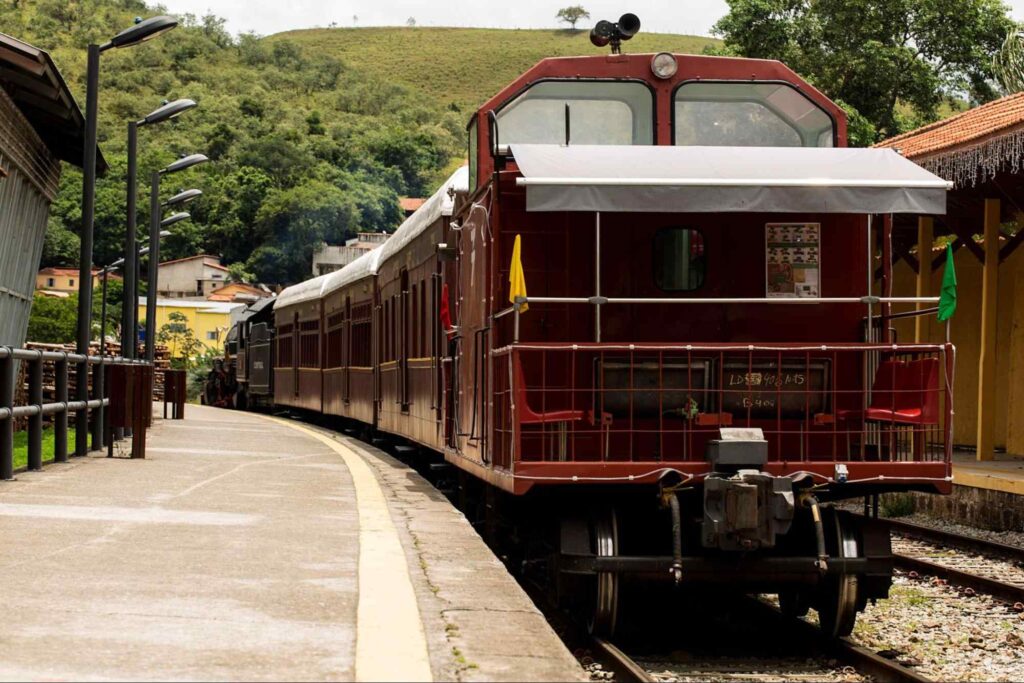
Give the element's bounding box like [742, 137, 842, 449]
[224, 19, 955, 638]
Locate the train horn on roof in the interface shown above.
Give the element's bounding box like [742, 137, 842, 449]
[589, 14, 641, 54]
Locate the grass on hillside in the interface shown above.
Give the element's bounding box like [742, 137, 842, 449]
[270, 27, 719, 112]
[12, 426, 77, 471]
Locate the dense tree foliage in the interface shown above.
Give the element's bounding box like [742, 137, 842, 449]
[712, 0, 1015, 143]
[27, 294, 79, 344]
[2, 0, 462, 286]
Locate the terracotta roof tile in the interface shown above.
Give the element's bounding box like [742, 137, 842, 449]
[400, 197, 425, 212]
[876, 92, 1024, 159]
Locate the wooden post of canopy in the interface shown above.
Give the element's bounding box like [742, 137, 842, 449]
[881, 214, 893, 342]
[976, 198, 1000, 461]
[915, 217, 933, 343]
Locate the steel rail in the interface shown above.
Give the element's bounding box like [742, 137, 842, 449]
[882, 517, 1024, 562]
[748, 600, 933, 683]
[893, 554, 1024, 605]
[590, 637, 656, 683]
[854, 514, 1024, 604]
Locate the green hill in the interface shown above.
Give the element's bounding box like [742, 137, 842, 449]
[271, 27, 720, 113]
[2, 0, 718, 295]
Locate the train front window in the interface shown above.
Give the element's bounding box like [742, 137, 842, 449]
[674, 82, 834, 147]
[496, 81, 653, 146]
[654, 228, 705, 291]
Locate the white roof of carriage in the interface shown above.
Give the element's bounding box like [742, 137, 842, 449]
[274, 272, 332, 310]
[277, 165, 469, 308]
[320, 244, 383, 297]
[512, 144, 950, 215]
[374, 165, 469, 268]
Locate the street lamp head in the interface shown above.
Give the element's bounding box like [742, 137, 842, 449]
[160, 212, 191, 228]
[107, 15, 178, 50]
[159, 230, 172, 238]
[162, 188, 203, 207]
[161, 153, 209, 175]
[141, 98, 196, 126]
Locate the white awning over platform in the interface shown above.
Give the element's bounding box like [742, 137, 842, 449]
[512, 144, 951, 215]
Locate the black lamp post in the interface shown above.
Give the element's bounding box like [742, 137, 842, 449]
[145, 155, 206, 363]
[102, 231, 171, 358]
[75, 15, 178, 458]
[122, 98, 196, 363]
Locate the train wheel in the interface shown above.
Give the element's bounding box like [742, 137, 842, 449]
[589, 507, 620, 636]
[816, 509, 860, 638]
[778, 589, 811, 618]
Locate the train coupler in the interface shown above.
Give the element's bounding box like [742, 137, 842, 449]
[701, 429, 796, 552]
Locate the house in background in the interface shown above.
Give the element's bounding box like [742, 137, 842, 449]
[157, 254, 230, 299]
[36, 267, 116, 294]
[312, 232, 389, 275]
[0, 33, 100, 348]
[205, 282, 272, 303]
[400, 197, 425, 217]
[137, 297, 245, 353]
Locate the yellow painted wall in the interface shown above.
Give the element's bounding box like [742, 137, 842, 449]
[35, 272, 104, 292]
[891, 246, 1024, 453]
[137, 302, 233, 357]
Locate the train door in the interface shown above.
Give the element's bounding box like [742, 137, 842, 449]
[400, 269, 411, 411]
[344, 296, 352, 403]
[292, 311, 299, 398]
[456, 202, 491, 462]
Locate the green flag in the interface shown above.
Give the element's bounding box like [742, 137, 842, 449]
[937, 244, 957, 322]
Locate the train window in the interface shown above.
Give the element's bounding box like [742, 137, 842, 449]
[654, 228, 705, 291]
[674, 82, 834, 148]
[411, 283, 419, 357]
[420, 283, 426, 358]
[468, 119, 478, 193]
[496, 80, 653, 146]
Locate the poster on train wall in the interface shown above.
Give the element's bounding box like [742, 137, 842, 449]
[765, 223, 820, 298]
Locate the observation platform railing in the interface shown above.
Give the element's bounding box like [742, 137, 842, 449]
[0, 347, 153, 479]
[486, 340, 953, 491]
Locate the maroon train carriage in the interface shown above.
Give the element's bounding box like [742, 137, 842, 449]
[265, 35, 954, 638]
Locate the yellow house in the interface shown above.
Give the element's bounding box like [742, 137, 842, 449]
[37, 267, 113, 293]
[138, 297, 245, 356]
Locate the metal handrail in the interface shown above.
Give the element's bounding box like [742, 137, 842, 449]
[516, 296, 941, 305]
[0, 347, 152, 480]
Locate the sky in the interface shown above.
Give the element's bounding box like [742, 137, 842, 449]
[159, 0, 1024, 39]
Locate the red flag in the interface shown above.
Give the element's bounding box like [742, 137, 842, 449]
[440, 283, 453, 339]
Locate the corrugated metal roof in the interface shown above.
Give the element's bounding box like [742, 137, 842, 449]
[0, 33, 107, 173]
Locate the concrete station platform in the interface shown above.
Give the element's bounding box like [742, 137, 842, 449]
[0, 404, 584, 682]
[907, 451, 1024, 530]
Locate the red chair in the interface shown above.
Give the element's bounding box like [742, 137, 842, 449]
[838, 357, 940, 459]
[515, 360, 610, 461]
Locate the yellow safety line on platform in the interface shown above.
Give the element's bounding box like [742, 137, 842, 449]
[254, 415, 433, 682]
[954, 466, 1024, 496]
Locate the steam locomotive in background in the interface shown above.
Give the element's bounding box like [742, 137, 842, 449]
[217, 16, 954, 637]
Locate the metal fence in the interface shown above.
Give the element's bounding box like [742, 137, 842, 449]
[0, 347, 152, 479]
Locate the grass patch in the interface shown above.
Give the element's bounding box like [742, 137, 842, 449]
[12, 426, 78, 471]
[269, 27, 720, 113]
[880, 492, 916, 518]
[894, 585, 932, 607]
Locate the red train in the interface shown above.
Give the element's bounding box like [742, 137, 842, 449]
[228, 21, 954, 637]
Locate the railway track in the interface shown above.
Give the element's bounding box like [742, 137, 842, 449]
[876, 516, 1024, 606]
[579, 599, 931, 683]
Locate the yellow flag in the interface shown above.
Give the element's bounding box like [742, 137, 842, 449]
[509, 234, 528, 312]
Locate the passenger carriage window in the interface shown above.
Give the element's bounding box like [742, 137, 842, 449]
[674, 82, 834, 147]
[654, 228, 705, 291]
[468, 119, 478, 193]
[497, 80, 653, 146]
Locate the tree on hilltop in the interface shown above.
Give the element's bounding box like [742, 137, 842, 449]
[713, 0, 1014, 143]
[556, 5, 590, 30]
